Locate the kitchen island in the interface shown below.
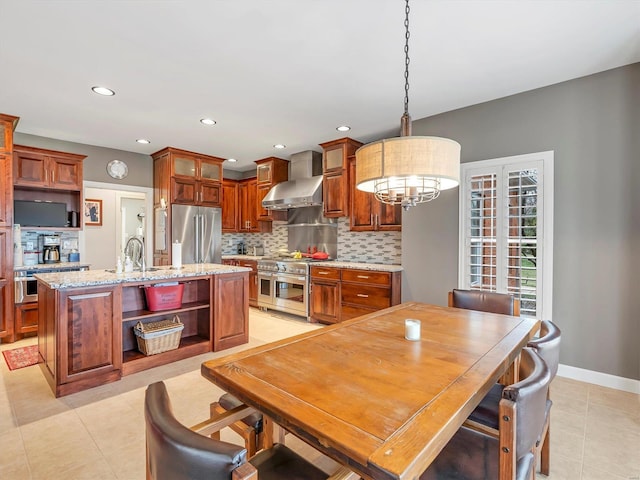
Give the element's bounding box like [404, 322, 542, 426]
[35, 264, 250, 397]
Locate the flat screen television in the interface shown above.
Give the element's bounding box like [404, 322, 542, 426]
[14, 200, 68, 228]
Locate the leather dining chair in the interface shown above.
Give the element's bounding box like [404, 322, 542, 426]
[465, 320, 561, 476]
[448, 288, 520, 316]
[211, 393, 265, 457]
[421, 347, 551, 480]
[145, 381, 329, 480]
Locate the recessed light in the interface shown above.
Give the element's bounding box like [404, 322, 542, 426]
[273, 144, 286, 149]
[336, 125, 351, 132]
[92, 86, 115, 96]
[200, 118, 216, 126]
[136, 138, 151, 144]
[227, 158, 237, 163]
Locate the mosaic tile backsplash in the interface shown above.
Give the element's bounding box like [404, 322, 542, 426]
[222, 217, 401, 265]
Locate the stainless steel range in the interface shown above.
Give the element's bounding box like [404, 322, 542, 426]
[257, 258, 312, 318]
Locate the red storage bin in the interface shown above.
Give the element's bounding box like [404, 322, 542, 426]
[144, 283, 184, 311]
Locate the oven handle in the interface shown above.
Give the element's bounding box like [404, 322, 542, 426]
[273, 274, 307, 282]
[15, 277, 25, 303]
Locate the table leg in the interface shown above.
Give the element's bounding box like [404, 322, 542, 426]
[499, 353, 521, 385]
[263, 416, 285, 448]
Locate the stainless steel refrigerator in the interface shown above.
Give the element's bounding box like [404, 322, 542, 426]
[171, 205, 222, 264]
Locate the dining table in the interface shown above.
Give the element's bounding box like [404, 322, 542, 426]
[201, 301, 539, 480]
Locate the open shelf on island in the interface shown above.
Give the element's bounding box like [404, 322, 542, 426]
[122, 335, 210, 375]
[122, 301, 209, 321]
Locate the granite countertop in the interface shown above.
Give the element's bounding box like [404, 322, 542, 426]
[15, 262, 91, 272]
[34, 263, 251, 289]
[312, 261, 403, 272]
[222, 255, 264, 261]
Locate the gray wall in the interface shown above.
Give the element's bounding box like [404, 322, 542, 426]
[14, 133, 153, 187]
[402, 63, 639, 380]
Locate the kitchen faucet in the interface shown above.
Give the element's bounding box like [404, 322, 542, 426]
[125, 236, 146, 272]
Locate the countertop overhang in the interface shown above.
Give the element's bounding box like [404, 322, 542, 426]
[34, 263, 251, 289]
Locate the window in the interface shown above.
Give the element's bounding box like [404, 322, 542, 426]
[459, 152, 554, 319]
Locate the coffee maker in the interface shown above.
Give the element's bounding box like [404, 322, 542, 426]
[38, 234, 61, 264]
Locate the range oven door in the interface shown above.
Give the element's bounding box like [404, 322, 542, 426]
[14, 275, 38, 304]
[272, 273, 308, 317]
[257, 272, 274, 309]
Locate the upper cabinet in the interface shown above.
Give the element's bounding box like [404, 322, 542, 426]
[0, 114, 19, 229]
[221, 179, 239, 233]
[238, 178, 270, 233]
[349, 156, 401, 231]
[254, 157, 288, 222]
[152, 147, 223, 208]
[14, 145, 84, 191]
[319, 137, 362, 218]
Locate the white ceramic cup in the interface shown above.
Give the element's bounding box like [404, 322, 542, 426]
[405, 319, 421, 341]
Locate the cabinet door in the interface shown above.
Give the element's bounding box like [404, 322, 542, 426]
[58, 286, 122, 386]
[238, 181, 249, 231]
[13, 150, 48, 187]
[199, 158, 221, 182]
[256, 163, 272, 185]
[0, 154, 11, 227]
[0, 229, 12, 340]
[256, 184, 271, 220]
[238, 260, 257, 306]
[213, 272, 249, 351]
[171, 177, 197, 204]
[323, 170, 349, 218]
[172, 154, 197, 178]
[323, 145, 345, 172]
[310, 279, 340, 324]
[221, 180, 239, 232]
[349, 157, 376, 230]
[49, 155, 82, 190]
[245, 179, 259, 231]
[375, 202, 402, 231]
[15, 302, 38, 336]
[199, 181, 221, 207]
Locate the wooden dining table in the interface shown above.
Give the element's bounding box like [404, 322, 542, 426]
[201, 302, 539, 480]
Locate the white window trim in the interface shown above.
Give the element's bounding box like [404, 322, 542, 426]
[458, 151, 554, 320]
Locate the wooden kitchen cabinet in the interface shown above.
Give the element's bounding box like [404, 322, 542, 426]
[212, 271, 249, 351]
[238, 178, 271, 233]
[349, 156, 402, 231]
[341, 269, 401, 321]
[236, 259, 258, 307]
[0, 230, 12, 340]
[14, 145, 84, 191]
[319, 137, 362, 218]
[152, 147, 223, 208]
[310, 266, 341, 324]
[222, 179, 239, 232]
[14, 302, 38, 339]
[38, 283, 122, 397]
[255, 157, 288, 221]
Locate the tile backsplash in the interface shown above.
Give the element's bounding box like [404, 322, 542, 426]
[222, 218, 401, 265]
[19, 230, 80, 263]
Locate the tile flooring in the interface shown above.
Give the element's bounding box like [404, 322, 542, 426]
[1, 309, 638, 480]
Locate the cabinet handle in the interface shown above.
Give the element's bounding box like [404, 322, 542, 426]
[357, 275, 370, 279]
[318, 271, 330, 275]
[44, 169, 48, 183]
[375, 215, 379, 228]
[357, 293, 369, 298]
[51, 169, 55, 183]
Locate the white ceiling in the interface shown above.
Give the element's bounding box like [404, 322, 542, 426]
[1, 1, 638, 172]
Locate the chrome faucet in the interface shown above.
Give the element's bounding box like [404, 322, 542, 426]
[125, 236, 146, 272]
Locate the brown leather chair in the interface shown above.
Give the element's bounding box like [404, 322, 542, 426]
[449, 288, 520, 316]
[465, 321, 561, 476]
[421, 347, 551, 480]
[145, 381, 328, 480]
[211, 393, 265, 457]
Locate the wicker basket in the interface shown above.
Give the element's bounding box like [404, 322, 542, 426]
[134, 315, 184, 356]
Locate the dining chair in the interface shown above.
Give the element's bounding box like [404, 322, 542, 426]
[211, 393, 265, 457]
[421, 347, 551, 480]
[448, 289, 520, 316]
[464, 320, 561, 476]
[145, 381, 329, 480]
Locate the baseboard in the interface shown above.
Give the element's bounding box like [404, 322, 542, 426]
[558, 364, 640, 394]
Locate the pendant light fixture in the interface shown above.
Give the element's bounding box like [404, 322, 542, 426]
[355, 0, 461, 211]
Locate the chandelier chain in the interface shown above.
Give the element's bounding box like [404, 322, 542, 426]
[403, 0, 410, 116]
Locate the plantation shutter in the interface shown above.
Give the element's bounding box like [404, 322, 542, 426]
[460, 153, 553, 319]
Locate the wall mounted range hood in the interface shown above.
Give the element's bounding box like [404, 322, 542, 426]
[262, 151, 323, 210]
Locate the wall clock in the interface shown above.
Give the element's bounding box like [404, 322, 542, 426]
[107, 159, 128, 179]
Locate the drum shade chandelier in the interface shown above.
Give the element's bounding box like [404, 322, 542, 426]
[355, 0, 461, 211]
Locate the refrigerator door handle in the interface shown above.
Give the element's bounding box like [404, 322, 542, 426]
[194, 214, 200, 263]
[199, 214, 205, 263]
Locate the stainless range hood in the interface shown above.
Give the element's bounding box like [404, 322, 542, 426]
[262, 151, 323, 210]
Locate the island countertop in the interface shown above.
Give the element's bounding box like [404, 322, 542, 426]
[34, 263, 251, 289]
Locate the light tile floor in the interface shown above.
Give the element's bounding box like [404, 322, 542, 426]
[1, 309, 638, 480]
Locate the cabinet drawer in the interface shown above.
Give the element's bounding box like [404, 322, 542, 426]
[341, 304, 377, 322]
[310, 266, 340, 280]
[341, 269, 391, 286]
[341, 283, 391, 309]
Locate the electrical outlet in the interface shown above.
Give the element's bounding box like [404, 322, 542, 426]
[63, 240, 71, 249]
[26, 241, 34, 250]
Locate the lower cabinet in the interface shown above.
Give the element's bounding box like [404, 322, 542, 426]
[14, 302, 38, 339]
[38, 283, 122, 397]
[310, 267, 401, 324]
[212, 271, 249, 351]
[237, 259, 258, 307]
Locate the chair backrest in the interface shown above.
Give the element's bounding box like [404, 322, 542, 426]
[527, 320, 561, 380]
[449, 289, 520, 316]
[502, 347, 551, 461]
[145, 381, 247, 480]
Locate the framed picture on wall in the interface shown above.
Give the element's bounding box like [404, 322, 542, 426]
[84, 199, 103, 226]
